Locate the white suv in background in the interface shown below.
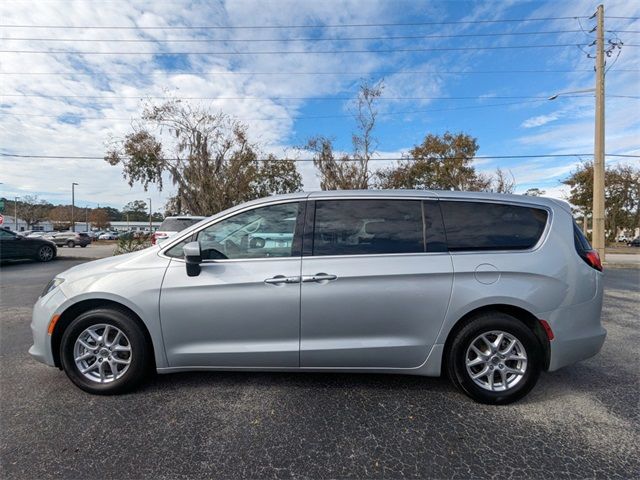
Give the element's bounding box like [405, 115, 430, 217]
[152, 216, 206, 245]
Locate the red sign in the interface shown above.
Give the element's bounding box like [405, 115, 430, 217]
[0, 214, 4, 225]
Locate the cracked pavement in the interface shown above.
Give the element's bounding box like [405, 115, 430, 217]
[1, 260, 638, 479]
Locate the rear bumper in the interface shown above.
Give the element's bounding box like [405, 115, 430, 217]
[544, 274, 605, 372]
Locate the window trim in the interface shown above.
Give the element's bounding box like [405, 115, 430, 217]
[159, 198, 306, 263]
[439, 198, 553, 255]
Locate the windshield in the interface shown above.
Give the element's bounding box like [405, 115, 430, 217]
[159, 218, 202, 232]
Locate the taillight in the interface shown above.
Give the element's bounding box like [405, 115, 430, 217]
[585, 250, 603, 271]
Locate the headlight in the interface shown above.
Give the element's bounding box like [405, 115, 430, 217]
[41, 277, 64, 297]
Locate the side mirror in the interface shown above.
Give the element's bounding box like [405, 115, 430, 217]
[183, 241, 202, 277]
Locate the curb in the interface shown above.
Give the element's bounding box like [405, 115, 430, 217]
[603, 263, 640, 270]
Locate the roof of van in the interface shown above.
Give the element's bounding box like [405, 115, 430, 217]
[262, 190, 571, 214]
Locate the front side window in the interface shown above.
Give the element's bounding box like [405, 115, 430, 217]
[312, 199, 424, 256]
[165, 202, 301, 260]
[441, 201, 548, 251]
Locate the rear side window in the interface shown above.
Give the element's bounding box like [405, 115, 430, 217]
[573, 221, 592, 254]
[312, 199, 424, 256]
[159, 218, 202, 232]
[440, 201, 548, 251]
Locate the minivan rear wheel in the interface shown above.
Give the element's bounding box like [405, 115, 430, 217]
[60, 308, 151, 395]
[66, 240, 75, 248]
[447, 312, 542, 405]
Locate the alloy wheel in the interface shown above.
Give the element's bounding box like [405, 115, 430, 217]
[73, 324, 132, 383]
[38, 246, 54, 261]
[465, 330, 528, 392]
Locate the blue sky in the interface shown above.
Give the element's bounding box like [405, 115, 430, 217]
[0, 0, 638, 211]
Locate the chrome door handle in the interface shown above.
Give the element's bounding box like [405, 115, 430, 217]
[264, 275, 300, 285]
[301, 273, 338, 283]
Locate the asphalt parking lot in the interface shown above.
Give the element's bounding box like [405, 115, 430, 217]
[1, 259, 638, 479]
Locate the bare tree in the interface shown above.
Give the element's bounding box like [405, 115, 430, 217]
[18, 195, 51, 228]
[306, 79, 383, 190]
[490, 168, 516, 194]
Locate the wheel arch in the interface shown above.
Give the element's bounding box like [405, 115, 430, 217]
[442, 304, 550, 373]
[51, 298, 156, 369]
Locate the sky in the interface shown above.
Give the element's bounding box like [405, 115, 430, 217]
[1, 0, 639, 213]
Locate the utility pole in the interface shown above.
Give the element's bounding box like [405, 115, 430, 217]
[592, 4, 606, 261]
[14, 196, 19, 231]
[147, 197, 152, 233]
[85, 205, 89, 232]
[71, 182, 78, 232]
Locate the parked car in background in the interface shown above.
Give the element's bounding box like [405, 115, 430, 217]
[616, 234, 629, 243]
[27, 232, 49, 238]
[628, 237, 640, 247]
[31, 191, 605, 404]
[152, 216, 206, 245]
[98, 232, 119, 240]
[0, 229, 56, 262]
[47, 231, 91, 248]
[86, 231, 103, 240]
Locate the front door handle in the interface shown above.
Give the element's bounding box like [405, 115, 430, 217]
[264, 275, 300, 285]
[301, 273, 338, 283]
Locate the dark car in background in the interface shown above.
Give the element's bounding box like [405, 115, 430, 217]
[47, 231, 92, 248]
[0, 229, 57, 262]
[628, 237, 640, 247]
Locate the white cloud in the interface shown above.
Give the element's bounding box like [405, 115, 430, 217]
[521, 113, 560, 128]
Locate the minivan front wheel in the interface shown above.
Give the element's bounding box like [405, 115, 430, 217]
[447, 313, 542, 405]
[60, 308, 151, 394]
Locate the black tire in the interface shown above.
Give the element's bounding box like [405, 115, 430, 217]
[446, 312, 542, 405]
[80, 244, 87, 248]
[66, 240, 75, 248]
[60, 308, 152, 395]
[35, 245, 55, 262]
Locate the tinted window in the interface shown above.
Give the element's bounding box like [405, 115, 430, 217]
[196, 202, 300, 260]
[159, 218, 202, 232]
[573, 221, 592, 254]
[313, 200, 424, 256]
[0, 229, 15, 238]
[441, 201, 548, 251]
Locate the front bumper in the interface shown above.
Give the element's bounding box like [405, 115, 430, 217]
[29, 287, 67, 367]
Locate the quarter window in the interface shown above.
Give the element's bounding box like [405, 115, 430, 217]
[440, 201, 548, 251]
[312, 199, 425, 256]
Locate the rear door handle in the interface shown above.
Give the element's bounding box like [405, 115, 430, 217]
[264, 275, 300, 285]
[301, 273, 338, 283]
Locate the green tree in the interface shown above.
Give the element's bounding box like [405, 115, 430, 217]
[122, 200, 149, 222]
[563, 162, 640, 242]
[305, 80, 383, 190]
[105, 100, 302, 215]
[376, 132, 490, 191]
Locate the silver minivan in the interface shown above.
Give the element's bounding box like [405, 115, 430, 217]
[30, 191, 605, 404]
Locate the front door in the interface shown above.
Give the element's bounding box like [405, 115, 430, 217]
[300, 198, 453, 369]
[160, 201, 304, 368]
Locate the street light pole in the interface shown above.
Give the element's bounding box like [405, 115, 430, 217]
[592, 4, 606, 261]
[147, 197, 152, 233]
[71, 182, 78, 232]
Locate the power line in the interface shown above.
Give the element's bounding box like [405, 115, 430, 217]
[0, 93, 595, 101]
[0, 30, 589, 43]
[1, 43, 605, 55]
[0, 99, 553, 122]
[2, 68, 617, 76]
[1, 152, 637, 162]
[0, 17, 591, 30]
